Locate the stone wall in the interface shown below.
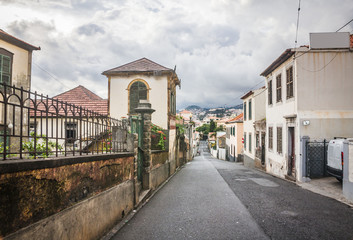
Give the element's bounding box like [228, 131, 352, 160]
[0, 153, 134, 238]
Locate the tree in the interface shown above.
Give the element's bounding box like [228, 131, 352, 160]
[209, 120, 216, 132]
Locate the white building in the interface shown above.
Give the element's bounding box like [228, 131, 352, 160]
[102, 58, 180, 161]
[260, 32, 353, 182]
[225, 113, 243, 162]
[241, 87, 266, 169]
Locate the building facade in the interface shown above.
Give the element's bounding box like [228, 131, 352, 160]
[261, 33, 353, 182]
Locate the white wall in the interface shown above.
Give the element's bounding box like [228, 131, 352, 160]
[110, 74, 169, 129]
[243, 89, 266, 162]
[0, 39, 31, 89]
[265, 57, 298, 179]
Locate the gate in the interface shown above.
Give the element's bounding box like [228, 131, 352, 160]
[130, 116, 143, 182]
[306, 140, 328, 178]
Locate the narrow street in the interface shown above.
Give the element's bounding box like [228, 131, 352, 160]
[112, 141, 353, 240]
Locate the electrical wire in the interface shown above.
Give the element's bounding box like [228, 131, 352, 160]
[296, 52, 339, 72]
[33, 61, 71, 89]
[336, 18, 353, 32]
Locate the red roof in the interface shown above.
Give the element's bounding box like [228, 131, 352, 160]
[226, 113, 243, 123]
[102, 57, 173, 75]
[0, 29, 40, 51]
[31, 85, 108, 116]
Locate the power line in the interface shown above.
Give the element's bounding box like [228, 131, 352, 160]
[235, 79, 265, 100]
[336, 18, 353, 32]
[33, 62, 71, 89]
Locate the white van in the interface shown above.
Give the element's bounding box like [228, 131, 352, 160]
[327, 139, 350, 181]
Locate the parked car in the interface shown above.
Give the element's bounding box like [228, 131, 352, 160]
[327, 138, 350, 181]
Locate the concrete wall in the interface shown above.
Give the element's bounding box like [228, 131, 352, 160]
[218, 148, 226, 160]
[0, 153, 134, 238]
[343, 142, 353, 202]
[243, 154, 255, 168]
[297, 51, 353, 111]
[150, 162, 169, 190]
[5, 181, 134, 240]
[110, 74, 168, 129]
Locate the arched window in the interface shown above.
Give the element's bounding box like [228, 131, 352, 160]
[129, 81, 147, 114]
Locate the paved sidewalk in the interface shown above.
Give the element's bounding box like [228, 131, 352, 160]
[111, 151, 268, 239]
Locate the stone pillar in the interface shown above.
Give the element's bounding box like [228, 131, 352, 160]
[135, 100, 155, 190]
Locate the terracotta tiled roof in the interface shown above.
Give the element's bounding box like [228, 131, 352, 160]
[31, 85, 108, 116]
[0, 29, 40, 51]
[179, 110, 192, 114]
[102, 57, 173, 75]
[226, 113, 243, 123]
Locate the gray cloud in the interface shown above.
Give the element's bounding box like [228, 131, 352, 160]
[1, 0, 353, 109]
[77, 24, 105, 36]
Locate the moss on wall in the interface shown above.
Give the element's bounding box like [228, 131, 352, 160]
[0, 156, 134, 237]
[151, 151, 168, 168]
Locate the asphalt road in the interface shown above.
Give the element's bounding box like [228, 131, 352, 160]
[112, 141, 353, 240]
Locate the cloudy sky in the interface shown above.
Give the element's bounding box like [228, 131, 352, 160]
[1, 0, 352, 109]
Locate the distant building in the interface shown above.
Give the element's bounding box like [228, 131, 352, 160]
[225, 113, 243, 162]
[241, 87, 266, 170]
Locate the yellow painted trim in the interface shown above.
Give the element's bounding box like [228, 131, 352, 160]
[127, 78, 150, 114]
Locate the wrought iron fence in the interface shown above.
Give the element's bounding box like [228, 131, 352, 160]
[306, 140, 328, 178]
[0, 83, 130, 160]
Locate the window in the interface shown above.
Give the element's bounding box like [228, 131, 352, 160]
[277, 127, 282, 154]
[248, 99, 252, 120]
[233, 126, 235, 136]
[244, 132, 247, 150]
[286, 66, 294, 99]
[249, 133, 252, 153]
[276, 74, 282, 102]
[170, 91, 176, 115]
[66, 123, 77, 143]
[244, 102, 247, 120]
[129, 81, 147, 114]
[256, 133, 259, 148]
[268, 80, 272, 105]
[268, 127, 273, 150]
[0, 51, 13, 86]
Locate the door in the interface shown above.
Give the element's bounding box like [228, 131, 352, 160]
[288, 127, 295, 177]
[261, 132, 265, 165]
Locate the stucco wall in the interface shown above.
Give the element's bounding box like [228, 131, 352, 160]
[243, 89, 266, 162]
[297, 51, 353, 111]
[265, 57, 298, 179]
[109, 74, 168, 129]
[0, 39, 31, 89]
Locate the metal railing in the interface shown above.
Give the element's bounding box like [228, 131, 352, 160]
[0, 83, 130, 160]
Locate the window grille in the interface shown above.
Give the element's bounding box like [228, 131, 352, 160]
[277, 127, 282, 154]
[268, 80, 272, 105]
[276, 74, 282, 102]
[268, 127, 273, 150]
[286, 66, 294, 99]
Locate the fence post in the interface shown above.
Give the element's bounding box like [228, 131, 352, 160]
[300, 136, 310, 182]
[135, 100, 155, 190]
